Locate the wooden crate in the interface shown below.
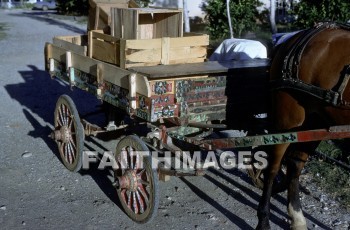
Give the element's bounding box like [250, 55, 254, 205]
[53, 35, 88, 56]
[111, 7, 183, 39]
[88, 30, 209, 69]
[88, 30, 119, 64]
[88, 0, 139, 31]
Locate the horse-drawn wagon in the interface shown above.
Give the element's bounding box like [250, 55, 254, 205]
[44, 1, 350, 228]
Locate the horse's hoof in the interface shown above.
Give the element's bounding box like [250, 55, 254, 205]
[290, 224, 307, 230]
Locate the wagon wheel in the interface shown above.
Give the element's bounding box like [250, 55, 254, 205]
[114, 135, 159, 223]
[53, 95, 84, 172]
[246, 151, 287, 193]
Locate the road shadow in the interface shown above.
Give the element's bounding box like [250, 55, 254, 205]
[180, 177, 256, 230]
[206, 167, 332, 229]
[9, 11, 86, 34]
[180, 173, 289, 229]
[5, 65, 124, 210]
[23, 107, 122, 210]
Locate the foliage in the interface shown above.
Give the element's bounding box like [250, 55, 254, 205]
[134, 0, 152, 7]
[309, 140, 350, 207]
[201, 0, 263, 39]
[0, 22, 8, 41]
[56, 0, 89, 15]
[292, 0, 350, 29]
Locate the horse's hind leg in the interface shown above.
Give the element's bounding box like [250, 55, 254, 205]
[285, 151, 309, 230]
[257, 143, 289, 230]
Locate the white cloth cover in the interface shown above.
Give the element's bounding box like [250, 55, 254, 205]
[209, 38, 267, 61]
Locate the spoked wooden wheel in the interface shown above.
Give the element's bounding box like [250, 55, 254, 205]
[52, 95, 84, 172]
[114, 135, 159, 223]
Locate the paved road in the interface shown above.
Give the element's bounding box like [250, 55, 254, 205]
[0, 9, 348, 230]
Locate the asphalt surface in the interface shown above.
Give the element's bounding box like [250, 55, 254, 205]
[0, 9, 349, 230]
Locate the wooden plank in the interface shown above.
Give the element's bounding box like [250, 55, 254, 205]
[88, 31, 93, 58]
[135, 73, 151, 97]
[91, 30, 119, 42]
[89, 0, 128, 8]
[111, 8, 123, 38]
[161, 37, 170, 65]
[119, 39, 126, 69]
[53, 36, 87, 56]
[129, 59, 271, 79]
[137, 8, 182, 14]
[123, 9, 138, 39]
[95, 61, 129, 89]
[50, 45, 67, 63]
[154, 12, 182, 38]
[92, 39, 117, 64]
[124, 62, 161, 69]
[45, 43, 53, 71]
[125, 38, 161, 49]
[170, 34, 209, 47]
[94, 5, 100, 30]
[72, 36, 82, 45]
[125, 47, 206, 65]
[139, 24, 154, 39]
[149, 75, 208, 83]
[88, 4, 97, 31]
[168, 57, 206, 65]
[126, 49, 161, 63]
[168, 47, 207, 60]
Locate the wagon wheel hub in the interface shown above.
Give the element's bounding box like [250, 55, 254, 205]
[60, 126, 72, 143]
[50, 125, 72, 143]
[117, 170, 139, 191]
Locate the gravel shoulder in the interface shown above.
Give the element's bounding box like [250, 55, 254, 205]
[0, 9, 349, 230]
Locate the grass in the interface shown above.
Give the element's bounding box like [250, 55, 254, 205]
[307, 140, 350, 208]
[0, 22, 8, 41]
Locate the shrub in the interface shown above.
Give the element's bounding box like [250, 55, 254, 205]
[292, 0, 350, 28]
[201, 0, 263, 39]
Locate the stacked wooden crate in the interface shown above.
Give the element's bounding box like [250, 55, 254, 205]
[110, 7, 183, 39]
[88, 30, 209, 69]
[88, 0, 138, 32]
[88, 6, 209, 69]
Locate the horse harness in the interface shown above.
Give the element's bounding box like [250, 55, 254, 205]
[271, 22, 350, 108]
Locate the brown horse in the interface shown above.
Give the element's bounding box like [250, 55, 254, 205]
[257, 22, 350, 230]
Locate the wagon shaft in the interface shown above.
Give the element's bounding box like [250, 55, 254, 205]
[192, 125, 350, 150]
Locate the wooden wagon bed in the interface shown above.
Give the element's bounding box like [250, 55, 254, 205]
[129, 59, 270, 79]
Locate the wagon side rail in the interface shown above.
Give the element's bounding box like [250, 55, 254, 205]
[45, 42, 151, 110]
